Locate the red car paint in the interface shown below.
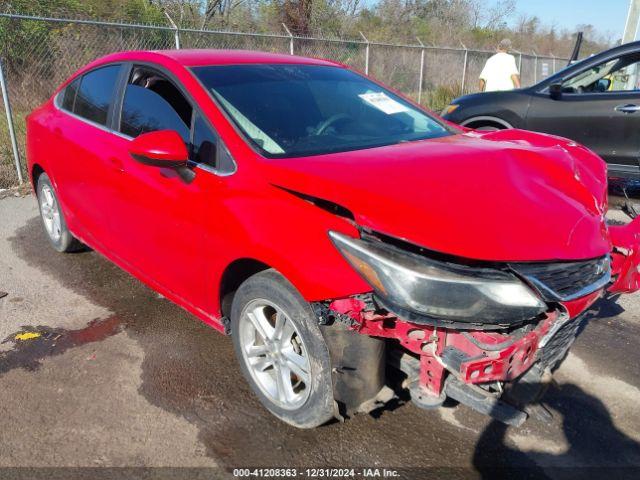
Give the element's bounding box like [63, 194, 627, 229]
[609, 217, 640, 294]
[265, 128, 610, 262]
[128, 129, 189, 164]
[26, 50, 640, 409]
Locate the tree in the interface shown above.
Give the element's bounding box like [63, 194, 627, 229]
[469, 0, 516, 30]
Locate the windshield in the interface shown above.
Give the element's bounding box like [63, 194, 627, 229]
[192, 64, 454, 158]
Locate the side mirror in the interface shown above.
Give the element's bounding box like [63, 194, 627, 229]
[129, 130, 189, 168]
[549, 82, 563, 100]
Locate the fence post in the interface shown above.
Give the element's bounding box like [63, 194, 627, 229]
[517, 51, 522, 74]
[359, 31, 369, 75]
[533, 51, 538, 84]
[164, 11, 180, 49]
[460, 43, 468, 94]
[551, 52, 556, 74]
[416, 37, 425, 104]
[282, 23, 294, 55]
[0, 58, 23, 184]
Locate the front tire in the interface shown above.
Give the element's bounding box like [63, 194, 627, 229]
[36, 173, 83, 253]
[230, 269, 335, 428]
[475, 125, 502, 131]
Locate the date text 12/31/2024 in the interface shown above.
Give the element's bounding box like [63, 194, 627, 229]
[233, 468, 401, 478]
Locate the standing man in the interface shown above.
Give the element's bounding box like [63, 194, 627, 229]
[479, 39, 521, 92]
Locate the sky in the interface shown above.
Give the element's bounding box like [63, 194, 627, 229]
[487, 0, 630, 40]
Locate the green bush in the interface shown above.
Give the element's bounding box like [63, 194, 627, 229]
[424, 84, 462, 113]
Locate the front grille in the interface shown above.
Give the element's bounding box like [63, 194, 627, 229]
[538, 315, 584, 370]
[510, 256, 610, 301]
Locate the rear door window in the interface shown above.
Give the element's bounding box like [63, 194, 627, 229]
[73, 65, 121, 126]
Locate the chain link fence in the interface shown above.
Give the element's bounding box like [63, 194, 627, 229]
[0, 12, 567, 189]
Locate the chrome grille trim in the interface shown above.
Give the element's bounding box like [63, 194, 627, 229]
[510, 256, 611, 302]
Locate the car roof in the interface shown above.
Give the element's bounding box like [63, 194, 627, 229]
[594, 40, 640, 57]
[96, 49, 341, 68]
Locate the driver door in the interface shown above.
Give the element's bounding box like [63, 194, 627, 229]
[526, 53, 640, 173]
[106, 64, 230, 313]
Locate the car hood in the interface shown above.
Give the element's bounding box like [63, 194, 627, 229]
[262, 129, 610, 262]
[450, 89, 528, 106]
[453, 90, 517, 103]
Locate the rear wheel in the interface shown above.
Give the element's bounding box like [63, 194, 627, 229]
[230, 269, 335, 428]
[36, 173, 83, 253]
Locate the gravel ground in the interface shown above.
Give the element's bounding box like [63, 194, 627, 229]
[1, 194, 639, 479]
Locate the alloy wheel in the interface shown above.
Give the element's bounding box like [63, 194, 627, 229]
[238, 299, 312, 410]
[40, 184, 62, 242]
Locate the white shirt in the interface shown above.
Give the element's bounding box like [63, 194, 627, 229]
[479, 52, 519, 91]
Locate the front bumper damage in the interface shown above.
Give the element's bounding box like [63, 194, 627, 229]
[314, 216, 640, 425]
[609, 216, 640, 294]
[316, 294, 598, 426]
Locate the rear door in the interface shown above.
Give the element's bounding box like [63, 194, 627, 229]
[526, 53, 640, 176]
[51, 64, 125, 246]
[106, 64, 234, 311]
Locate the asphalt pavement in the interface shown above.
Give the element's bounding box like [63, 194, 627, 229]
[1, 193, 639, 479]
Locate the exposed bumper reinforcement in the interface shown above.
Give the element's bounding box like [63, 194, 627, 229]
[444, 376, 527, 427]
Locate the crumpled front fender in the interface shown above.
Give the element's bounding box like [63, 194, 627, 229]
[608, 216, 640, 294]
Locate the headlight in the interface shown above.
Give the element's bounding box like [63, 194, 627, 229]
[329, 231, 546, 326]
[441, 104, 459, 116]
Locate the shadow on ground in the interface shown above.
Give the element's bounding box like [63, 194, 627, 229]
[473, 381, 640, 479]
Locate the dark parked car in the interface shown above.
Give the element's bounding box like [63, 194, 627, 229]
[442, 41, 640, 180]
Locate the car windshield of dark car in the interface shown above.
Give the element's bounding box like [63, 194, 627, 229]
[192, 64, 453, 157]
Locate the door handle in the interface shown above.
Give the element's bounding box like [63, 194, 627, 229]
[615, 104, 640, 114]
[107, 157, 125, 173]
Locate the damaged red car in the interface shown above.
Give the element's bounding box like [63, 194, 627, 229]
[26, 49, 640, 428]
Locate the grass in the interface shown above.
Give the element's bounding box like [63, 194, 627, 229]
[0, 112, 27, 189]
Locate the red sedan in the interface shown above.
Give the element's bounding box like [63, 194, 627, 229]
[26, 49, 640, 428]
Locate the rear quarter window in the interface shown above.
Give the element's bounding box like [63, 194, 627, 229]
[60, 78, 80, 111]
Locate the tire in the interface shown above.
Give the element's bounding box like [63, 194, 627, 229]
[36, 173, 83, 253]
[230, 269, 336, 428]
